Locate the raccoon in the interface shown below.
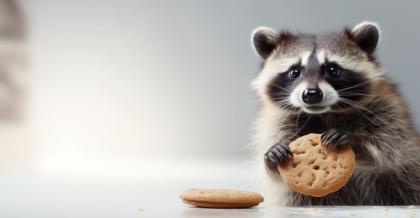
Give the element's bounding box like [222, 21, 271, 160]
[251, 21, 420, 205]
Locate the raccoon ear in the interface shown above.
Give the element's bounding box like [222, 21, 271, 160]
[350, 21, 381, 54]
[251, 26, 279, 59]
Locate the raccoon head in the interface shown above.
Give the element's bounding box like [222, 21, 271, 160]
[251, 21, 383, 114]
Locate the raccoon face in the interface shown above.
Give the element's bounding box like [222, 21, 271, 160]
[251, 22, 382, 114]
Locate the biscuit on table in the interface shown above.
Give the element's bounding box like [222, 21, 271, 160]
[180, 188, 264, 208]
[278, 133, 356, 197]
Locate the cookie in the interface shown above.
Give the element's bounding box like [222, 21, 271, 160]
[180, 188, 264, 208]
[278, 133, 355, 197]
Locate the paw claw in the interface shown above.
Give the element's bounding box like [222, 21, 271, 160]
[321, 129, 354, 149]
[264, 143, 293, 171]
[335, 134, 351, 148]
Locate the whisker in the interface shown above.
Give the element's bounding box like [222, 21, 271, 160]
[291, 114, 312, 139]
[337, 81, 371, 92]
[272, 96, 290, 101]
[339, 92, 379, 97]
[296, 110, 302, 129]
[338, 99, 382, 128]
[274, 100, 299, 113]
[270, 84, 291, 94]
[338, 98, 399, 135]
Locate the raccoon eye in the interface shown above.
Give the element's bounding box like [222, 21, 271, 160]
[326, 64, 341, 78]
[288, 67, 301, 80]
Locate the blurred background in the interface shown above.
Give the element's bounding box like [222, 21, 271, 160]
[0, 0, 420, 217]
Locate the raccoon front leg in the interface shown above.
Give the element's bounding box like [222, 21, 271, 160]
[264, 143, 293, 173]
[363, 131, 416, 170]
[358, 131, 420, 204]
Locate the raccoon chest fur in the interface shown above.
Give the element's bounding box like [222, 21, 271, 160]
[284, 113, 365, 136]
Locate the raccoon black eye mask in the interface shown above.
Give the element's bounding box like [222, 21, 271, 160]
[267, 61, 369, 113]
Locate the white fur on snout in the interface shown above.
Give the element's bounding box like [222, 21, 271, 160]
[289, 81, 307, 107]
[318, 80, 339, 106]
[289, 80, 338, 114]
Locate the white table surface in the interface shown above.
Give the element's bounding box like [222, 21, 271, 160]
[1, 160, 420, 218]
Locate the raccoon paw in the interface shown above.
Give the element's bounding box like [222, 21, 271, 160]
[321, 129, 355, 149]
[264, 143, 293, 171]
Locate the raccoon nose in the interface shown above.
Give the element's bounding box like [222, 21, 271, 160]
[302, 88, 323, 104]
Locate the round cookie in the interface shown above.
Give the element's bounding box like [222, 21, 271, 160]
[278, 133, 355, 197]
[180, 188, 264, 208]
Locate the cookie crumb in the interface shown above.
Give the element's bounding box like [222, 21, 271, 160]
[309, 208, 317, 214]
